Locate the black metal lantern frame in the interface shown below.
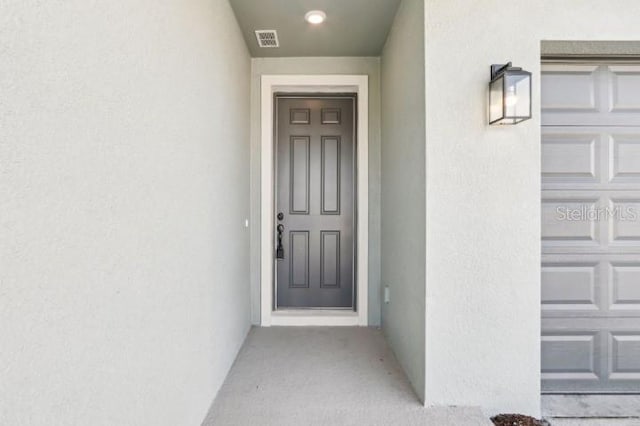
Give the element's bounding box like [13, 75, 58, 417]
[489, 62, 532, 125]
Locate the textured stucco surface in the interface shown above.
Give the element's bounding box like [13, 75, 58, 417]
[424, 0, 640, 417]
[249, 57, 382, 326]
[0, 0, 251, 424]
[380, 0, 426, 403]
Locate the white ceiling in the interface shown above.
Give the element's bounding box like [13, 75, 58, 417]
[228, 0, 402, 57]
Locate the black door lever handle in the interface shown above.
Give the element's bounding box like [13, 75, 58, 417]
[276, 224, 285, 259]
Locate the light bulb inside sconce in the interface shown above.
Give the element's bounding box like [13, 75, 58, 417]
[505, 86, 518, 108]
[305, 10, 327, 24]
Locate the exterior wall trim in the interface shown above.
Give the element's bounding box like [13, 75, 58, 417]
[260, 74, 369, 326]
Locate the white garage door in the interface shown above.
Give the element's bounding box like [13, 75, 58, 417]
[542, 61, 640, 393]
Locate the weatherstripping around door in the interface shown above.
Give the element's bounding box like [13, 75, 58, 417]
[274, 96, 356, 309]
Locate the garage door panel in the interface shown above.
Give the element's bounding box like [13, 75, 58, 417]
[608, 66, 640, 114]
[609, 133, 640, 184]
[610, 262, 640, 312]
[608, 196, 640, 247]
[609, 333, 640, 380]
[543, 64, 640, 126]
[542, 322, 640, 392]
[542, 193, 640, 253]
[542, 195, 602, 250]
[543, 255, 640, 317]
[542, 61, 640, 394]
[542, 261, 600, 312]
[542, 131, 600, 187]
[543, 128, 640, 190]
[542, 332, 600, 380]
[541, 65, 599, 113]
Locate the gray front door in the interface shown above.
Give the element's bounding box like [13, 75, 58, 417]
[541, 62, 640, 393]
[275, 96, 356, 309]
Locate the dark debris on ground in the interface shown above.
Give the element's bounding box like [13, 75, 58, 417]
[491, 414, 551, 426]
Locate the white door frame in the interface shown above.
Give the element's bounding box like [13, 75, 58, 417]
[260, 74, 369, 326]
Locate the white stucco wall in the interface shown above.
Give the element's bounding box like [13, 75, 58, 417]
[249, 57, 382, 325]
[0, 1, 251, 424]
[424, 0, 640, 417]
[380, 0, 426, 403]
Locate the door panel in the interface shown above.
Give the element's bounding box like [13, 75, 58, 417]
[541, 318, 640, 392]
[290, 136, 310, 214]
[289, 231, 309, 288]
[320, 231, 340, 288]
[542, 64, 640, 126]
[321, 137, 341, 214]
[542, 63, 640, 393]
[275, 96, 355, 309]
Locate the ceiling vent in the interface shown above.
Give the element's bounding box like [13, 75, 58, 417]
[255, 30, 279, 48]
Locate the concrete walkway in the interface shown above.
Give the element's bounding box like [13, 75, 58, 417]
[548, 420, 640, 426]
[544, 394, 640, 426]
[202, 326, 491, 426]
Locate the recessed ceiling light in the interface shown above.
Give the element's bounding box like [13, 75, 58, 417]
[305, 10, 326, 25]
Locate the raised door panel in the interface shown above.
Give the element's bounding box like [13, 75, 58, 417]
[609, 133, 640, 185]
[542, 130, 600, 189]
[609, 333, 640, 381]
[541, 192, 640, 254]
[542, 318, 640, 392]
[542, 262, 599, 312]
[321, 137, 341, 215]
[289, 231, 309, 288]
[290, 136, 310, 214]
[543, 65, 640, 126]
[610, 263, 640, 312]
[608, 197, 640, 248]
[290, 108, 310, 124]
[320, 231, 340, 288]
[608, 66, 640, 114]
[542, 65, 599, 113]
[541, 332, 600, 381]
[542, 195, 602, 251]
[543, 129, 640, 190]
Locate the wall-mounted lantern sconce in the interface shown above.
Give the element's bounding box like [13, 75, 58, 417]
[489, 62, 532, 125]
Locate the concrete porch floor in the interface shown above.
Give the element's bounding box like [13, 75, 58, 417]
[202, 326, 491, 426]
[549, 420, 640, 426]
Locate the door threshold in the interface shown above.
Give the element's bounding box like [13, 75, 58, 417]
[270, 309, 359, 326]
